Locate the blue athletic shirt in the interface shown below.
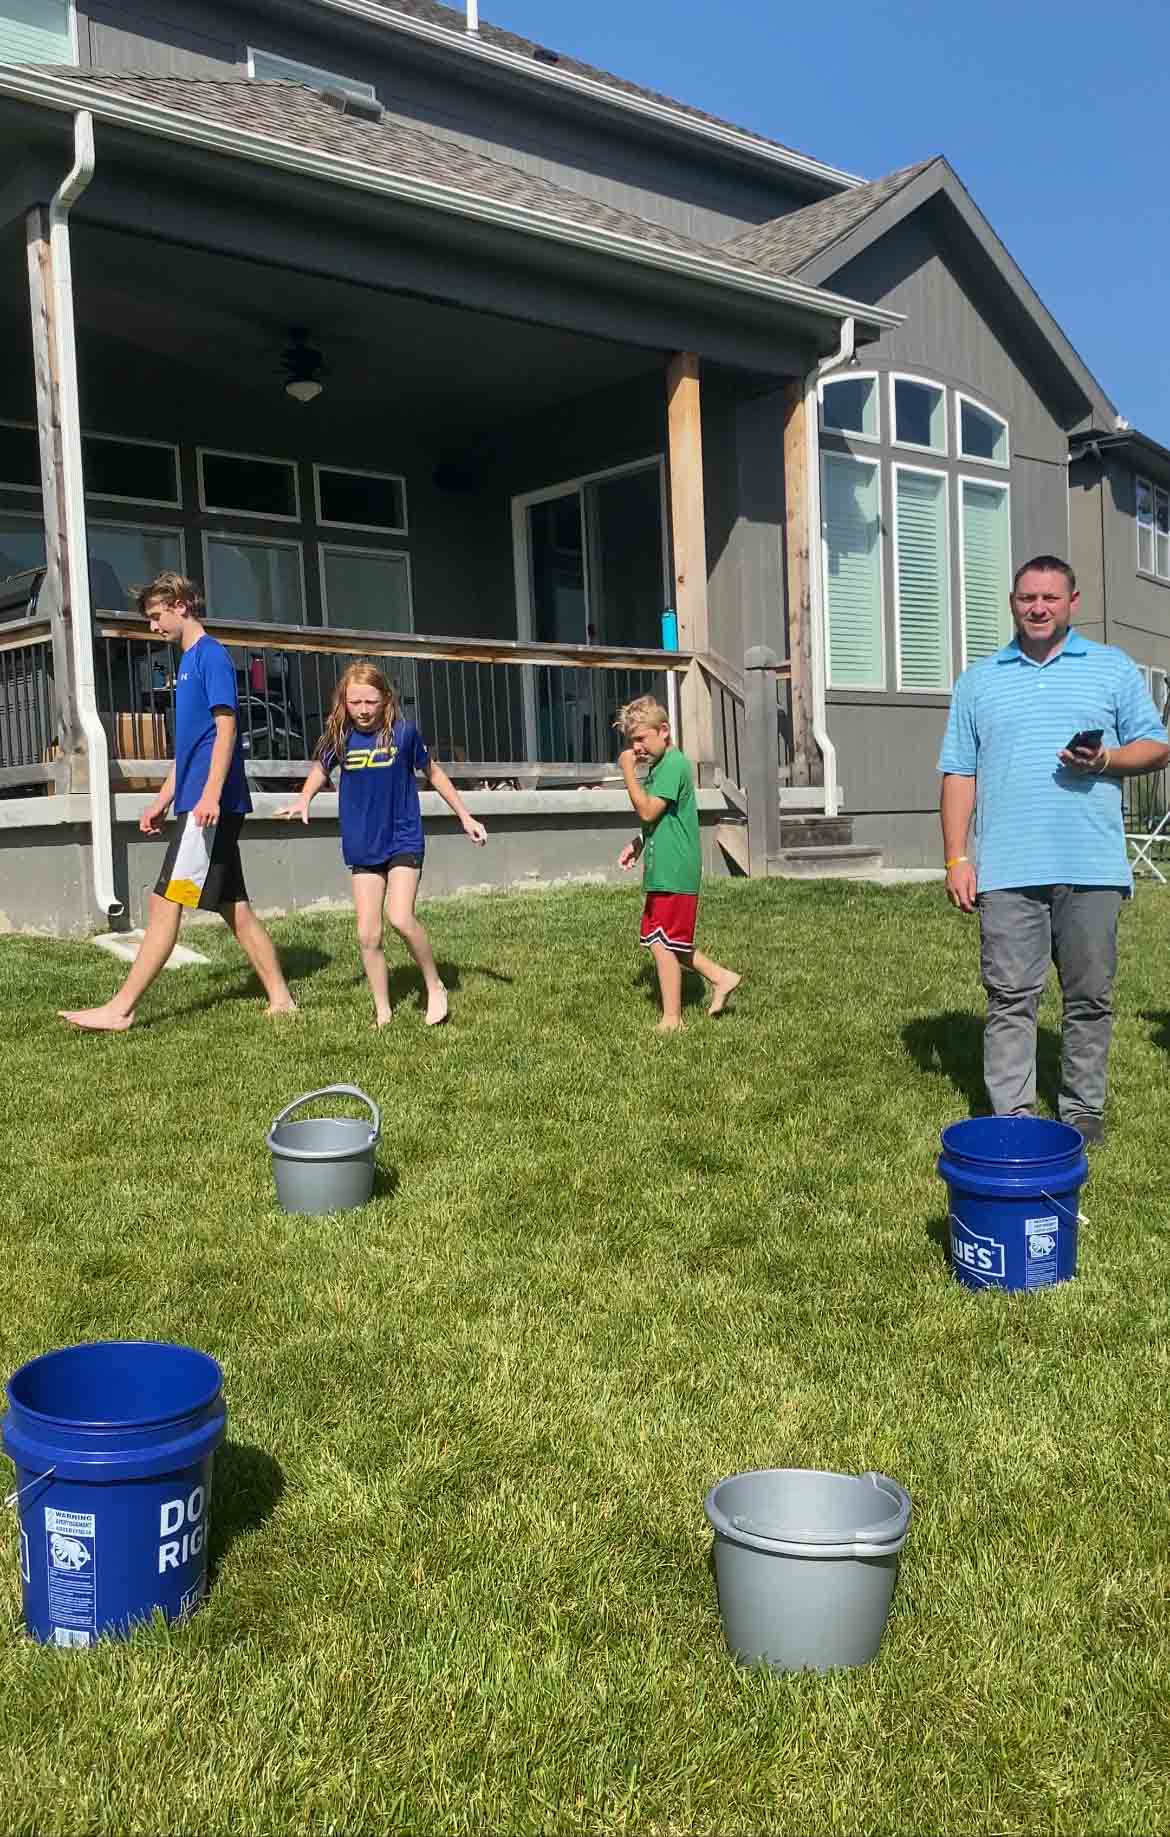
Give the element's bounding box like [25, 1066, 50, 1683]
[173, 632, 252, 815]
[321, 719, 430, 867]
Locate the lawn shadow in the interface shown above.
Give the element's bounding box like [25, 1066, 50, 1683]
[902, 1010, 1062, 1115]
[631, 959, 707, 1012]
[373, 1164, 400, 1200]
[139, 942, 332, 1026]
[925, 1214, 952, 1266]
[207, 1440, 284, 1582]
[1138, 1010, 1170, 1055]
[381, 959, 514, 1008]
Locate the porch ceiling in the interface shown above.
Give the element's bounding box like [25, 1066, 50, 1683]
[0, 218, 668, 447]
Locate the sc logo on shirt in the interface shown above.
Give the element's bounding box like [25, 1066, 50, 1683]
[345, 746, 397, 770]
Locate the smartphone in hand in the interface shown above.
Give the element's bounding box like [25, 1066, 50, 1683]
[1066, 728, 1104, 754]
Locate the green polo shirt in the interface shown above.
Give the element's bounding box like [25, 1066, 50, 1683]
[642, 747, 701, 893]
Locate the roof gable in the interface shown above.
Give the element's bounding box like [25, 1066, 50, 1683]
[724, 155, 1117, 431]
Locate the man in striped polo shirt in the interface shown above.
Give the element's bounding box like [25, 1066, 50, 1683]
[938, 555, 1170, 1142]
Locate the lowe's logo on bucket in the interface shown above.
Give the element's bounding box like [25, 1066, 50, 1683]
[949, 1215, 1005, 1282]
[158, 1485, 208, 1574]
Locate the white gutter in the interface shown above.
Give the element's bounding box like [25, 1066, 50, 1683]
[803, 315, 857, 819]
[0, 68, 902, 337]
[50, 111, 121, 918]
[309, 0, 864, 191]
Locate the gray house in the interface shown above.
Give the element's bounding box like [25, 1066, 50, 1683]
[0, 0, 1155, 931]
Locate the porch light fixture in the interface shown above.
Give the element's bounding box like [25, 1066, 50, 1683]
[281, 327, 326, 404]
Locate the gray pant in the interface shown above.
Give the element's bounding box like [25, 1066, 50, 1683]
[978, 886, 1123, 1121]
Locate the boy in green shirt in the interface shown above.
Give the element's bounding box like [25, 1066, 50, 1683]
[616, 695, 741, 1033]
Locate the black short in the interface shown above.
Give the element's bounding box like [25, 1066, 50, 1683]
[155, 811, 248, 909]
[350, 853, 424, 875]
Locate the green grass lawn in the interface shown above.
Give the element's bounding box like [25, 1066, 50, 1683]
[1, 877, 1169, 1836]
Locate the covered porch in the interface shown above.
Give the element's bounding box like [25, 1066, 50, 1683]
[0, 79, 895, 926]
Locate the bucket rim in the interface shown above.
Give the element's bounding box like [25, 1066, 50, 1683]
[704, 1467, 911, 1556]
[5, 1340, 223, 1431]
[939, 1115, 1085, 1166]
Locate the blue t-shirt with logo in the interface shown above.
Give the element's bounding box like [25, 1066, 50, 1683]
[321, 719, 430, 867]
[174, 633, 252, 815]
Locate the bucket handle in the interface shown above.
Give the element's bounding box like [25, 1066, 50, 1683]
[3, 1466, 55, 1509]
[270, 1085, 380, 1145]
[1040, 1189, 1089, 1226]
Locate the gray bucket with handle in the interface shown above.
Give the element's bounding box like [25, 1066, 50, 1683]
[704, 1468, 912, 1672]
[267, 1085, 381, 1214]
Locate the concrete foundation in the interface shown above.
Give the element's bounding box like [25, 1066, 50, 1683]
[0, 788, 731, 934]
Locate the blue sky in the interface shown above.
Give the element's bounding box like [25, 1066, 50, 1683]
[493, 0, 1169, 438]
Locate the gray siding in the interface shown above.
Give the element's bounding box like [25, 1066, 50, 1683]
[76, 0, 812, 242]
[817, 211, 1080, 848]
[1070, 453, 1170, 669]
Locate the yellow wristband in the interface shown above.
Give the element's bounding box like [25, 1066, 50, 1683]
[944, 856, 969, 869]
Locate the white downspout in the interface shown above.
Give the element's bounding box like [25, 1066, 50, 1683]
[803, 314, 855, 819]
[50, 111, 121, 918]
[466, 1, 479, 32]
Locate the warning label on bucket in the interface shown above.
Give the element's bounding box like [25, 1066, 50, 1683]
[1025, 1215, 1059, 1289]
[44, 1507, 96, 1634]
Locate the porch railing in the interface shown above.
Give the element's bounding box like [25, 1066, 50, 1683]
[0, 616, 56, 790]
[89, 612, 687, 790]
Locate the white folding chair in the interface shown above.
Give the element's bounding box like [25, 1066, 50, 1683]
[1126, 806, 1170, 882]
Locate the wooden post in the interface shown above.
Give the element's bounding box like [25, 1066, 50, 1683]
[782, 379, 822, 788]
[666, 352, 714, 772]
[26, 205, 83, 793]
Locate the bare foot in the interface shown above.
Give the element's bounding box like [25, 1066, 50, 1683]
[59, 1004, 134, 1032]
[655, 1017, 684, 1035]
[425, 985, 449, 1027]
[374, 1009, 393, 1029]
[265, 999, 298, 1018]
[708, 971, 742, 1017]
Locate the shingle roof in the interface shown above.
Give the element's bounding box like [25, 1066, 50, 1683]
[71, 71, 777, 272]
[319, 0, 846, 174]
[720, 160, 937, 275]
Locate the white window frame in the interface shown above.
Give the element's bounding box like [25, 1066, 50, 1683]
[1153, 483, 1170, 583]
[313, 464, 408, 537]
[246, 46, 376, 98]
[817, 370, 880, 444]
[84, 431, 182, 509]
[889, 372, 947, 457]
[958, 474, 1012, 671]
[317, 541, 415, 631]
[820, 449, 886, 692]
[955, 391, 1010, 468]
[892, 462, 951, 692]
[0, 1, 80, 65]
[0, 417, 39, 492]
[197, 447, 301, 523]
[1136, 475, 1156, 577]
[86, 517, 187, 610]
[200, 529, 307, 625]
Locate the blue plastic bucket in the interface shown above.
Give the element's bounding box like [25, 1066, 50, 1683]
[937, 1117, 1087, 1293]
[2, 1341, 227, 1645]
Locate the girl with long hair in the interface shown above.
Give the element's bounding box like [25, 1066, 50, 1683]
[279, 662, 486, 1026]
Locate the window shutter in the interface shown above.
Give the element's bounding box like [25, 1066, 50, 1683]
[822, 453, 883, 688]
[961, 481, 1010, 663]
[0, 2, 73, 65]
[895, 469, 949, 689]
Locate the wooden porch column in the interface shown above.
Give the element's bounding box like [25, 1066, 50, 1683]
[26, 205, 83, 792]
[781, 379, 822, 788]
[666, 352, 714, 771]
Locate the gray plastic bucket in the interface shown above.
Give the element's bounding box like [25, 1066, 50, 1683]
[266, 1085, 381, 1215]
[704, 1468, 911, 1672]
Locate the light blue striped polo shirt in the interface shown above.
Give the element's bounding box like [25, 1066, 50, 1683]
[938, 630, 1166, 893]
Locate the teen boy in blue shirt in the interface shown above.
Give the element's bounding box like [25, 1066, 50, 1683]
[60, 572, 294, 1030]
[939, 555, 1169, 1140]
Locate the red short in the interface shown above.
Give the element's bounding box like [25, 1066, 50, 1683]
[640, 891, 698, 956]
